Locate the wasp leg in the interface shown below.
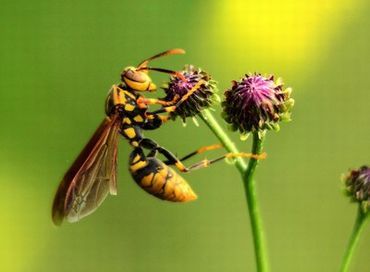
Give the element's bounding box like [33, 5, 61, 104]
[183, 152, 267, 171]
[164, 148, 266, 172]
[145, 106, 176, 115]
[137, 139, 190, 173]
[146, 148, 157, 157]
[163, 144, 223, 164]
[138, 138, 161, 150]
[154, 147, 191, 173]
[137, 95, 180, 108]
[162, 143, 266, 172]
[173, 80, 206, 108]
[148, 144, 263, 173]
[146, 79, 207, 115]
[137, 140, 260, 174]
[141, 113, 170, 130]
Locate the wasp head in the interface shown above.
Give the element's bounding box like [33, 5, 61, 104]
[121, 49, 185, 93]
[121, 66, 157, 92]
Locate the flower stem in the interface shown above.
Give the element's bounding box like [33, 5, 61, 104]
[200, 109, 247, 174]
[243, 132, 269, 272]
[200, 110, 269, 271]
[340, 205, 369, 272]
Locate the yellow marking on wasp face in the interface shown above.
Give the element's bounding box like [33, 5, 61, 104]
[133, 115, 144, 122]
[124, 104, 135, 111]
[123, 117, 132, 124]
[129, 160, 148, 172]
[140, 173, 154, 187]
[123, 90, 136, 99]
[124, 78, 149, 91]
[124, 128, 136, 139]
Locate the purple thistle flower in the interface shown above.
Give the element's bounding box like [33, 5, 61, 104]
[222, 73, 294, 134]
[162, 65, 217, 121]
[344, 165, 370, 212]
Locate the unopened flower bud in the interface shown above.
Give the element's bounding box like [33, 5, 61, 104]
[344, 165, 370, 212]
[222, 73, 294, 134]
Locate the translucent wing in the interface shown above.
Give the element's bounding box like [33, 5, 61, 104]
[52, 114, 121, 225]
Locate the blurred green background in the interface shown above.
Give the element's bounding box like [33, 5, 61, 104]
[0, 0, 369, 271]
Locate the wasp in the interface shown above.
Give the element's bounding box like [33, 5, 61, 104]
[51, 49, 265, 225]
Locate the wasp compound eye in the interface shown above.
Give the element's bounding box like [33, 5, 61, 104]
[222, 73, 294, 134]
[162, 65, 218, 122]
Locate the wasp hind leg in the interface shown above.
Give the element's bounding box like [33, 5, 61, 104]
[180, 152, 267, 171]
[163, 144, 267, 172]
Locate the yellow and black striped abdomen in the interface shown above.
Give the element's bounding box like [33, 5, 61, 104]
[129, 157, 197, 202]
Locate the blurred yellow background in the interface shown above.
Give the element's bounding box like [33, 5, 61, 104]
[0, 0, 369, 271]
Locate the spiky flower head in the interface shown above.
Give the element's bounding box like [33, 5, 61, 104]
[343, 165, 370, 212]
[222, 73, 294, 135]
[162, 65, 218, 122]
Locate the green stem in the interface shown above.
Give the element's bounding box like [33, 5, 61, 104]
[340, 205, 369, 272]
[243, 132, 269, 272]
[200, 110, 268, 272]
[200, 109, 247, 174]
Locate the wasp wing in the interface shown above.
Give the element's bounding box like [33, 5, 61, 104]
[52, 114, 121, 225]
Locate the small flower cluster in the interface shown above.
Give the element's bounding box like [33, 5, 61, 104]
[222, 74, 294, 135]
[162, 65, 217, 121]
[343, 165, 370, 212]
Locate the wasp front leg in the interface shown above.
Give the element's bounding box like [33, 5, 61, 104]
[144, 106, 177, 116]
[136, 95, 178, 125]
[136, 95, 180, 109]
[143, 79, 208, 116]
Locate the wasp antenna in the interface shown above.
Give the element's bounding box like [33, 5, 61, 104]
[137, 48, 185, 69]
[138, 67, 186, 81]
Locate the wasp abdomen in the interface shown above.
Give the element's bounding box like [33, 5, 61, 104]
[129, 156, 197, 202]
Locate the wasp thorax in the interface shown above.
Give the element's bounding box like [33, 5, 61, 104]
[121, 67, 156, 92]
[105, 84, 130, 116]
